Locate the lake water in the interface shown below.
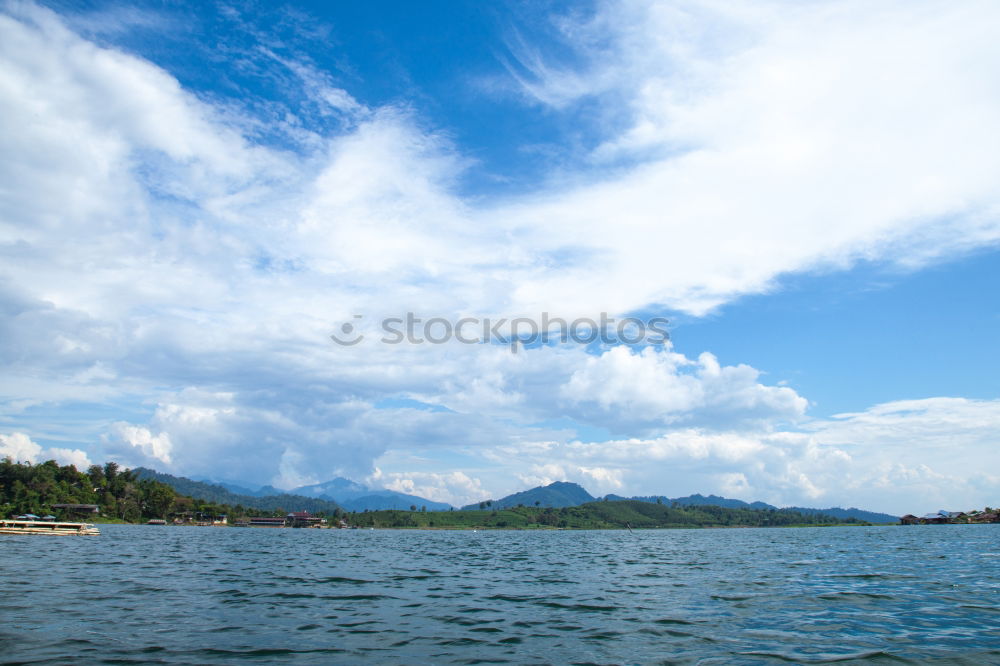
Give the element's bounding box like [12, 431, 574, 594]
[1, 524, 998, 664]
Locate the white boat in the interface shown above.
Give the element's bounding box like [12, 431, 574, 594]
[0, 519, 100, 535]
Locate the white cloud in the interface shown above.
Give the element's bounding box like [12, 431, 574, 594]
[809, 397, 1000, 450]
[561, 346, 807, 428]
[370, 470, 488, 507]
[0, 2, 998, 514]
[516, 463, 570, 491]
[578, 466, 624, 490]
[383, 343, 809, 433]
[0, 431, 92, 468]
[274, 447, 317, 490]
[45, 447, 93, 470]
[73, 339, 807, 489]
[269, 50, 370, 120]
[0, 432, 42, 462]
[466, 397, 1000, 515]
[492, 0, 1000, 314]
[105, 423, 173, 466]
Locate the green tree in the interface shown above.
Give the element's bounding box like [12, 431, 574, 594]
[87, 464, 106, 490]
[104, 461, 119, 488]
[140, 479, 176, 518]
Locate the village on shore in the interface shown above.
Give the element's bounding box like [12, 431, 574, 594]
[146, 510, 348, 528]
[899, 507, 1000, 525]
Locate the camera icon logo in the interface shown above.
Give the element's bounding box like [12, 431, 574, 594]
[330, 315, 364, 346]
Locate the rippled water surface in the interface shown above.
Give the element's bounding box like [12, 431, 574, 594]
[2, 525, 998, 664]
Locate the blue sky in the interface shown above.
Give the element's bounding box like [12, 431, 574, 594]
[1, 0, 999, 514]
[671, 249, 1000, 414]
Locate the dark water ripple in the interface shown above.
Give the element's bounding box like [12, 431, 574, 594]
[1, 525, 999, 664]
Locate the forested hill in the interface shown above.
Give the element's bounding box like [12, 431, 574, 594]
[133, 468, 343, 514]
[605, 493, 898, 523]
[351, 500, 870, 529]
[1, 459, 232, 522]
[462, 481, 595, 509]
[462, 483, 896, 522]
[783, 506, 899, 524]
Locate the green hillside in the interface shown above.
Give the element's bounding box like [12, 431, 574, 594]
[351, 499, 867, 529]
[462, 481, 595, 509]
[133, 468, 343, 515]
[1, 459, 240, 522]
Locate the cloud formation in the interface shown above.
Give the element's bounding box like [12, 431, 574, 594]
[0, 432, 92, 469]
[475, 397, 1000, 514]
[0, 2, 998, 513]
[495, 0, 1000, 314]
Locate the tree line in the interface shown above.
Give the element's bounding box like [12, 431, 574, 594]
[0, 459, 335, 523]
[349, 499, 869, 529]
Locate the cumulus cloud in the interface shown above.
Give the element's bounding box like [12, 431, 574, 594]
[104, 423, 173, 467]
[369, 469, 488, 507]
[0, 432, 42, 462]
[513, 463, 625, 496]
[0, 431, 92, 468]
[467, 397, 1000, 515]
[1, 2, 998, 513]
[63, 339, 804, 489]
[515, 463, 571, 491]
[392, 342, 809, 432]
[44, 447, 94, 470]
[560, 346, 807, 429]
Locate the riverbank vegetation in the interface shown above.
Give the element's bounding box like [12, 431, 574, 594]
[3, 459, 872, 529]
[349, 500, 870, 529]
[0, 459, 318, 523]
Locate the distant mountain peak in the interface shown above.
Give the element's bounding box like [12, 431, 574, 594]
[290, 477, 452, 511]
[463, 480, 595, 510]
[292, 477, 368, 498]
[546, 481, 586, 490]
[131, 467, 344, 514]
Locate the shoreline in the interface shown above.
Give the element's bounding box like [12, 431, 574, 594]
[113, 521, 886, 531]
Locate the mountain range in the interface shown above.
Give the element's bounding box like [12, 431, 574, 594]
[137, 468, 898, 522]
[287, 478, 452, 511]
[612, 493, 776, 510]
[466, 483, 899, 523]
[133, 468, 346, 515]
[177, 472, 451, 511]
